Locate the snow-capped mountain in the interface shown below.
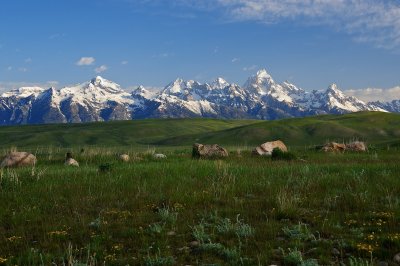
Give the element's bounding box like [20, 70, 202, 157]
[369, 100, 400, 113]
[0, 70, 396, 125]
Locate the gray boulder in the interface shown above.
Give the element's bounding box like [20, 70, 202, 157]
[192, 143, 228, 159]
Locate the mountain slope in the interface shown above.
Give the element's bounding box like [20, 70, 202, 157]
[153, 112, 400, 147]
[0, 70, 396, 125]
[0, 112, 398, 148]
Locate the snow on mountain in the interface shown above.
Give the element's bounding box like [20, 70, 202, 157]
[370, 100, 400, 113]
[243, 69, 275, 96]
[58, 76, 134, 107]
[1, 86, 45, 98]
[0, 71, 397, 125]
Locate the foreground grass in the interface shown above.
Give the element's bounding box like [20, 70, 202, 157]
[0, 147, 399, 265]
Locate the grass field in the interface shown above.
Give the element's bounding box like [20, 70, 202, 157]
[0, 112, 399, 265]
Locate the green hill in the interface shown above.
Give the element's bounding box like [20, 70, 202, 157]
[0, 112, 399, 149]
[0, 118, 257, 148]
[153, 112, 400, 148]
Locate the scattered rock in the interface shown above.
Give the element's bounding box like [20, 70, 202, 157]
[118, 154, 130, 162]
[346, 141, 367, 152]
[192, 143, 229, 159]
[322, 142, 346, 153]
[378, 261, 388, 266]
[331, 248, 340, 256]
[153, 153, 167, 159]
[394, 253, 400, 264]
[189, 241, 199, 248]
[252, 140, 288, 156]
[65, 152, 79, 167]
[0, 151, 37, 168]
[167, 231, 176, 236]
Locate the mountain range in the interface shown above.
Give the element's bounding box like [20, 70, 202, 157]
[0, 69, 398, 125]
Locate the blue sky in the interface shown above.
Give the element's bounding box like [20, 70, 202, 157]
[1, 0, 399, 100]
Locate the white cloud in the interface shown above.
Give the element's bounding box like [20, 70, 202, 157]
[243, 65, 258, 71]
[121, 60, 129, 65]
[95, 65, 108, 74]
[6, 66, 12, 71]
[345, 86, 400, 102]
[76, 57, 95, 66]
[18, 67, 28, 72]
[0, 81, 61, 94]
[182, 0, 400, 49]
[231, 58, 239, 63]
[25, 57, 32, 63]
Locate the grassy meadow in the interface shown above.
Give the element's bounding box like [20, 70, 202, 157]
[0, 112, 399, 265]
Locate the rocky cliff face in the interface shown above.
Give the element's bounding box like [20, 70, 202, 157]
[0, 70, 394, 125]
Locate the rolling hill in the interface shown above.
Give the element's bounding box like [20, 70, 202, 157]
[0, 111, 399, 149]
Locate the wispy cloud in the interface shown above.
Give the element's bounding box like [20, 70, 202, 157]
[76, 57, 95, 66]
[49, 33, 66, 40]
[0, 81, 60, 94]
[231, 57, 239, 63]
[243, 65, 257, 71]
[25, 57, 32, 63]
[121, 60, 129, 65]
[152, 52, 173, 58]
[345, 86, 400, 102]
[18, 67, 28, 73]
[95, 65, 108, 74]
[213, 0, 400, 49]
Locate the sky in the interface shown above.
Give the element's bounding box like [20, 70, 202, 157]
[0, 0, 399, 101]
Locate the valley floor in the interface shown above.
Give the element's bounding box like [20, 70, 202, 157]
[0, 147, 399, 265]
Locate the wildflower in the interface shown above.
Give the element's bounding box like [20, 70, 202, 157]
[112, 244, 123, 251]
[48, 230, 68, 237]
[7, 236, 22, 242]
[104, 254, 116, 261]
[0, 257, 7, 263]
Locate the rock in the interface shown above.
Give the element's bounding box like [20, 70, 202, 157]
[167, 231, 176, 236]
[65, 158, 79, 167]
[0, 152, 37, 168]
[65, 152, 79, 167]
[331, 248, 340, 256]
[346, 141, 367, 152]
[378, 261, 388, 266]
[189, 241, 200, 248]
[153, 153, 167, 159]
[192, 143, 229, 159]
[322, 142, 346, 153]
[118, 154, 130, 162]
[394, 253, 400, 264]
[252, 140, 288, 156]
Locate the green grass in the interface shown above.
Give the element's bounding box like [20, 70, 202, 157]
[0, 147, 399, 265]
[154, 112, 400, 148]
[0, 118, 258, 149]
[1, 112, 400, 149]
[0, 112, 399, 265]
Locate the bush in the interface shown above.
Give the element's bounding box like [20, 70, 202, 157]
[271, 148, 297, 161]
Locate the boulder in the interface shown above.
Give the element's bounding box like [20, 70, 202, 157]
[322, 142, 346, 153]
[0, 152, 37, 168]
[252, 140, 288, 156]
[346, 141, 367, 152]
[65, 152, 79, 167]
[65, 158, 79, 167]
[153, 153, 167, 159]
[119, 154, 130, 162]
[192, 143, 229, 159]
[393, 252, 400, 264]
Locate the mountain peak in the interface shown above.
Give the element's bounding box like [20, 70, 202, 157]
[328, 83, 339, 92]
[211, 77, 229, 90]
[256, 69, 272, 79]
[91, 76, 106, 85]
